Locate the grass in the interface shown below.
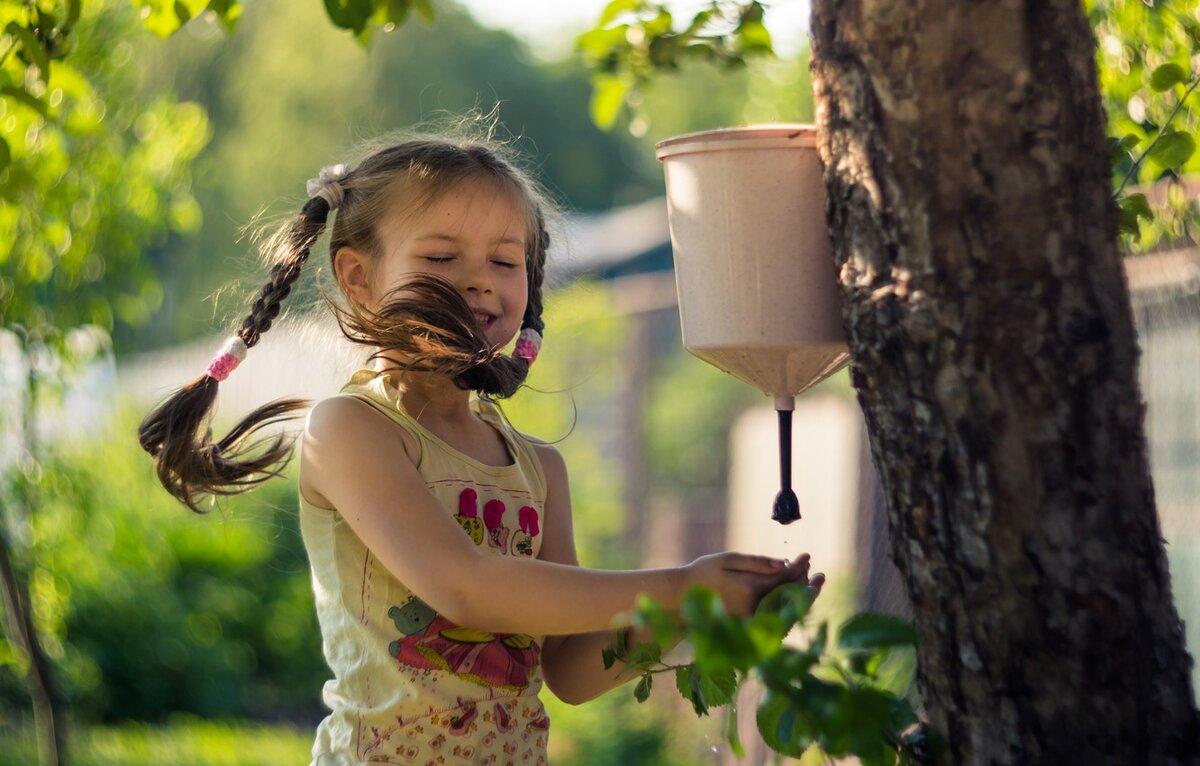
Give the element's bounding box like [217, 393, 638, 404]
[0, 716, 313, 766]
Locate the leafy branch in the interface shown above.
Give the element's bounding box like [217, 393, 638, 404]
[578, 0, 774, 130]
[605, 584, 936, 766]
[1112, 63, 1199, 243]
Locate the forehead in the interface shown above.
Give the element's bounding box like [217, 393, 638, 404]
[378, 176, 531, 248]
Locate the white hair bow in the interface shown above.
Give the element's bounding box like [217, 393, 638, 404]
[306, 163, 350, 210]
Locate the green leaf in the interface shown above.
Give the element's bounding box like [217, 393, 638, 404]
[577, 25, 630, 58]
[684, 9, 714, 36]
[1148, 130, 1196, 169]
[675, 666, 705, 715]
[756, 689, 809, 757]
[634, 592, 683, 646]
[323, 0, 375, 33]
[682, 586, 722, 625]
[1118, 206, 1143, 238]
[601, 645, 616, 670]
[206, 0, 243, 31]
[735, 19, 773, 54]
[6, 22, 51, 80]
[624, 639, 662, 667]
[1119, 192, 1153, 221]
[700, 666, 738, 707]
[1109, 133, 1141, 164]
[810, 622, 828, 657]
[674, 663, 738, 716]
[838, 613, 918, 651]
[643, 7, 673, 37]
[770, 647, 819, 681]
[599, 0, 644, 26]
[756, 582, 814, 626]
[1149, 62, 1189, 92]
[634, 672, 653, 702]
[746, 611, 788, 660]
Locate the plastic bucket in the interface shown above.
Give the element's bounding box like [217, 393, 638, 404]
[656, 124, 849, 398]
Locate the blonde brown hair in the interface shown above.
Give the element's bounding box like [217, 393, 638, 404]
[138, 136, 554, 512]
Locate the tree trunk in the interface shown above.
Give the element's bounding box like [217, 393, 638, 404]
[0, 349, 68, 766]
[809, 2, 1200, 763]
[0, 510, 67, 766]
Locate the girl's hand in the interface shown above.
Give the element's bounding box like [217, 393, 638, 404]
[683, 552, 824, 617]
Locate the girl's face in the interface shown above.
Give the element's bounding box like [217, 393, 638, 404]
[338, 178, 531, 349]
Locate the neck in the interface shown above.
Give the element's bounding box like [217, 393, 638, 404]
[372, 356, 473, 421]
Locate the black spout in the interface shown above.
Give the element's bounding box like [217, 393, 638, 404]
[772, 406, 800, 524]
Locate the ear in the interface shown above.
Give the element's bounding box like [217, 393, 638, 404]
[334, 246, 373, 308]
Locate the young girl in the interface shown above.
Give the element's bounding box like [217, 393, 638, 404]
[139, 135, 823, 766]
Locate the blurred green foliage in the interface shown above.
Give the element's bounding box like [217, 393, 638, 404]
[0, 402, 327, 725]
[506, 282, 631, 567]
[0, 717, 311, 766]
[0, 2, 209, 349]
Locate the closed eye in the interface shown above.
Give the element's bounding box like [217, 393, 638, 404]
[491, 259, 519, 269]
[422, 255, 455, 264]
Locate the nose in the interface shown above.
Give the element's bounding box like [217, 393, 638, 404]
[459, 258, 493, 295]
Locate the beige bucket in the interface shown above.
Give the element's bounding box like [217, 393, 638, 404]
[656, 125, 849, 404]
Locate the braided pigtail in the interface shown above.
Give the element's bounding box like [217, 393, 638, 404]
[138, 195, 333, 512]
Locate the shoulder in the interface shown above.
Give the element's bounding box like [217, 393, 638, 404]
[304, 395, 420, 468]
[523, 437, 567, 485]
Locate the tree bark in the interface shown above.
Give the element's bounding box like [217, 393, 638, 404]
[809, 1, 1200, 763]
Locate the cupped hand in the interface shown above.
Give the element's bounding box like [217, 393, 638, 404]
[684, 552, 825, 618]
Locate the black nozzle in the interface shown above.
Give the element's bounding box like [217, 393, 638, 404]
[772, 488, 801, 524]
[774, 406, 800, 524]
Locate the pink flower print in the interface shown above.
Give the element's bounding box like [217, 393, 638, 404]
[456, 488, 485, 546]
[519, 506, 540, 537]
[510, 505, 540, 556]
[483, 499, 510, 551]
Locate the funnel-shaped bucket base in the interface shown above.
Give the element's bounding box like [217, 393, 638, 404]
[687, 343, 849, 398]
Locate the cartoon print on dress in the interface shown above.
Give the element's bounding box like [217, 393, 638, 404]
[456, 488, 485, 546]
[482, 499, 509, 552]
[448, 697, 477, 736]
[510, 505, 540, 557]
[389, 610, 541, 691]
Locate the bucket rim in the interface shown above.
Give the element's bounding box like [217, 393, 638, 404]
[655, 124, 817, 160]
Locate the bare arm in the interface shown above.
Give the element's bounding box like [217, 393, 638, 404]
[533, 443, 682, 704]
[533, 444, 819, 705]
[301, 397, 787, 637]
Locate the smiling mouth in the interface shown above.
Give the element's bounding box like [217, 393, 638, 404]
[472, 310, 497, 330]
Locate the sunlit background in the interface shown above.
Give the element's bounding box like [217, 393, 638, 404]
[1, 0, 1197, 764]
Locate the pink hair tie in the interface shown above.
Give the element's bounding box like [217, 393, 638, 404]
[513, 328, 542, 366]
[205, 336, 249, 382]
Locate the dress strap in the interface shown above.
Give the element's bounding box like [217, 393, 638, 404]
[338, 370, 426, 467]
[474, 398, 548, 504]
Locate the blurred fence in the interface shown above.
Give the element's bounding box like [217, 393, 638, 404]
[1127, 245, 1200, 700]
